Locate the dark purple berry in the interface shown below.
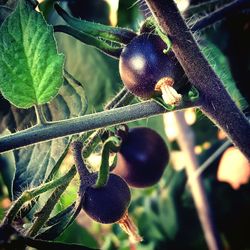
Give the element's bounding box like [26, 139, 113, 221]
[113, 127, 169, 188]
[82, 174, 131, 224]
[119, 33, 189, 99]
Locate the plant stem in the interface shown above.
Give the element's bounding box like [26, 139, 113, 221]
[145, 0, 250, 161]
[173, 111, 223, 250]
[1, 166, 77, 225]
[79, 87, 132, 148]
[0, 100, 197, 153]
[191, 0, 250, 32]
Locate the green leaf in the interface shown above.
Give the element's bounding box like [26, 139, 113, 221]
[0, 0, 64, 108]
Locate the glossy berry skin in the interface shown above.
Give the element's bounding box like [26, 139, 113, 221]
[119, 33, 189, 99]
[113, 127, 169, 188]
[82, 174, 131, 224]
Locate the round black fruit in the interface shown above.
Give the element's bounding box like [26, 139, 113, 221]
[113, 127, 169, 188]
[82, 174, 131, 224]
[119, 33, 189, 99]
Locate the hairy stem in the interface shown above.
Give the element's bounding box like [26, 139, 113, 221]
[0, 100, 197, 153]
[1, 166, 77, 225]
[191, 0, 250, 32]
[145, 0, 250, 160]
[173, 112, 223, 250]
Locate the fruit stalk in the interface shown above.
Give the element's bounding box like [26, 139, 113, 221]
[145, 0, 250, 161]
